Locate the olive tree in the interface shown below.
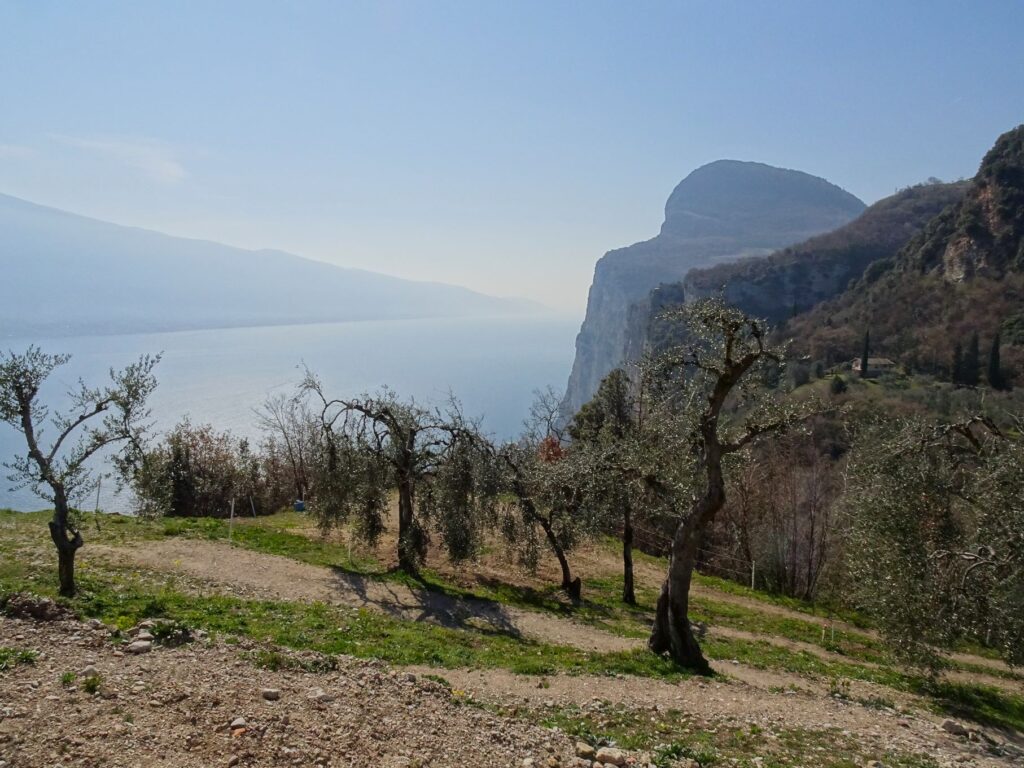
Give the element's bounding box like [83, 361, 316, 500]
[570, 368, 684, 604]
[647, 299, 811, 672]
[301, 372, 492, 573]
[491, 388, 600, 600]
[845, 414, 1024, 668]
[0, 347, 159, 596]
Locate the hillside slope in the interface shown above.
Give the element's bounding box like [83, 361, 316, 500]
[789, 124, 1024, 374]
[682, 181, 969, 323]
[2, 508, 1021, 766]
[0, 193, 536, 337]
[562, 161, 864, 413]
[621, 181, 969, 364]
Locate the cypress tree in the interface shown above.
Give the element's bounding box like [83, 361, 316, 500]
[964, 332, 981, 386]
[860, 330, 870, 378]
[988, 332, 1005, 390]
[952, 342, 964, 387]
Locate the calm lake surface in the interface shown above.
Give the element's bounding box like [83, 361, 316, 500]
[1, 313, 580, 512]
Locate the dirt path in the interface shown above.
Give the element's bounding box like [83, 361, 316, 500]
[90, 538, 1023, 698]
[88, 539, 633, 653]
[408, 665, 1021, 766]
[4, 614, 1018, 768]
[290, 511, 1021, 681]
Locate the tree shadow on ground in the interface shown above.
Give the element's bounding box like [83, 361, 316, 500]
[326, 566, 526, 640]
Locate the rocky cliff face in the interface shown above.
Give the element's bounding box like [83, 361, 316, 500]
[692, 181, 967, 314]
[898, 125, 1024, 281]
[620, 181, 968, 365]
[787, 123, 1024, 368]
[562, 161, 865, 413]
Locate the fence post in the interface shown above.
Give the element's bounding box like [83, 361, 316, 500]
[228, 498, 235, 544]
[750, 560, 756, 590]
[93, 477, 103, 532]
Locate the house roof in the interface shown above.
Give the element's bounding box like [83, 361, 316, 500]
[852, 357, 897, 367]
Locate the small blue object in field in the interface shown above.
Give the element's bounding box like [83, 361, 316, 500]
[294, 500, 306, 512]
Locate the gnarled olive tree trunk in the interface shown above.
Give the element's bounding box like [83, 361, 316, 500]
[49, 490, 83, 597]
[396, 471, 418, 574]
[649, 434, 728, 673]
[539, 516, 581, 600]
[644, 298, 797, 673]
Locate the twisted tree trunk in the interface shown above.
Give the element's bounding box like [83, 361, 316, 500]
[540, 518, 581, 601]
[649, 524, 706, 672]
[649, 449, 725, 674]
[49, 490, 82, 597]
[397, 473, 418, 573]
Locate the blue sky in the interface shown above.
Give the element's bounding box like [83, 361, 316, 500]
[1, 1, 1022, 311]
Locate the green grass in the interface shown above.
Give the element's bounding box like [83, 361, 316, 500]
[159, 514, 384, 573]
[0, 646, 38, 671]
[701, 635, 1024, 732]
[10, 564, 689, 681]
[0, 509, 903, 661]
[81, 673, 102, 695]
[3, 508, 1022, 733]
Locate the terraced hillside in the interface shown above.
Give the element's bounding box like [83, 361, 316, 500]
[1, 508, 1022, 767]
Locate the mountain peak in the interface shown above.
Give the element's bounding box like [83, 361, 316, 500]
[562, 160, 864, 413]
[661, 160, 865, 242]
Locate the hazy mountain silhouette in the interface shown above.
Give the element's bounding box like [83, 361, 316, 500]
[1, 193, 537, 337]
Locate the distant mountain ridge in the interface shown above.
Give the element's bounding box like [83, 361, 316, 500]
[685, 180, 969, 315]
[561, 160, 865, 413]
[0, 193, 537, 337]
[620, 181, 969, 366]
[789, 124, 1024, 374]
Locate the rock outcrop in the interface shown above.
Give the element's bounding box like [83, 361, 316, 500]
[787, 123, 1024, 367]
[621, 181, 968, 363]
[562, 161, 864, 413]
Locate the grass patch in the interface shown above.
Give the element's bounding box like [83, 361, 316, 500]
[0, 646, 38, 671]
[702, 635, 1024, 732]
[82, 673, 102, 695]
[11, 565, 690, 682]
[3, 509, 1021, 733]
[158, 514, 383, 573]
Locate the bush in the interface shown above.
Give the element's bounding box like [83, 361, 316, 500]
[790, 363, 811, 388]
[130, 420, 292, 518]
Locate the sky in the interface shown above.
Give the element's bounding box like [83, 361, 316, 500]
[1, 1, 1022, 312]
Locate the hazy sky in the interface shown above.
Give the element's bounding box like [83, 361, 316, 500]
[2, 1, 1022, 311]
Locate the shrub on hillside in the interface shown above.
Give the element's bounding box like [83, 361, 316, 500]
[130, 420, 291, 518]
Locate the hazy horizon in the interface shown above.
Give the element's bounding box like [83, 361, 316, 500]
[2, 2, 1023, 310]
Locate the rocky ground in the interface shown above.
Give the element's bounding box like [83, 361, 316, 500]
[2, 607, 1021, 768]
[2, 511, 1022, 768]
[0, 612, 587, 768]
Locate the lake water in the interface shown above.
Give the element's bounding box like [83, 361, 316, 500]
[0, 313, 580, 511]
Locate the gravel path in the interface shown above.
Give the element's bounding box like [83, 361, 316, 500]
[87, 539, 1023, 697]
[2, 614, 1019, 768]
[88, 539, 626, 653]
